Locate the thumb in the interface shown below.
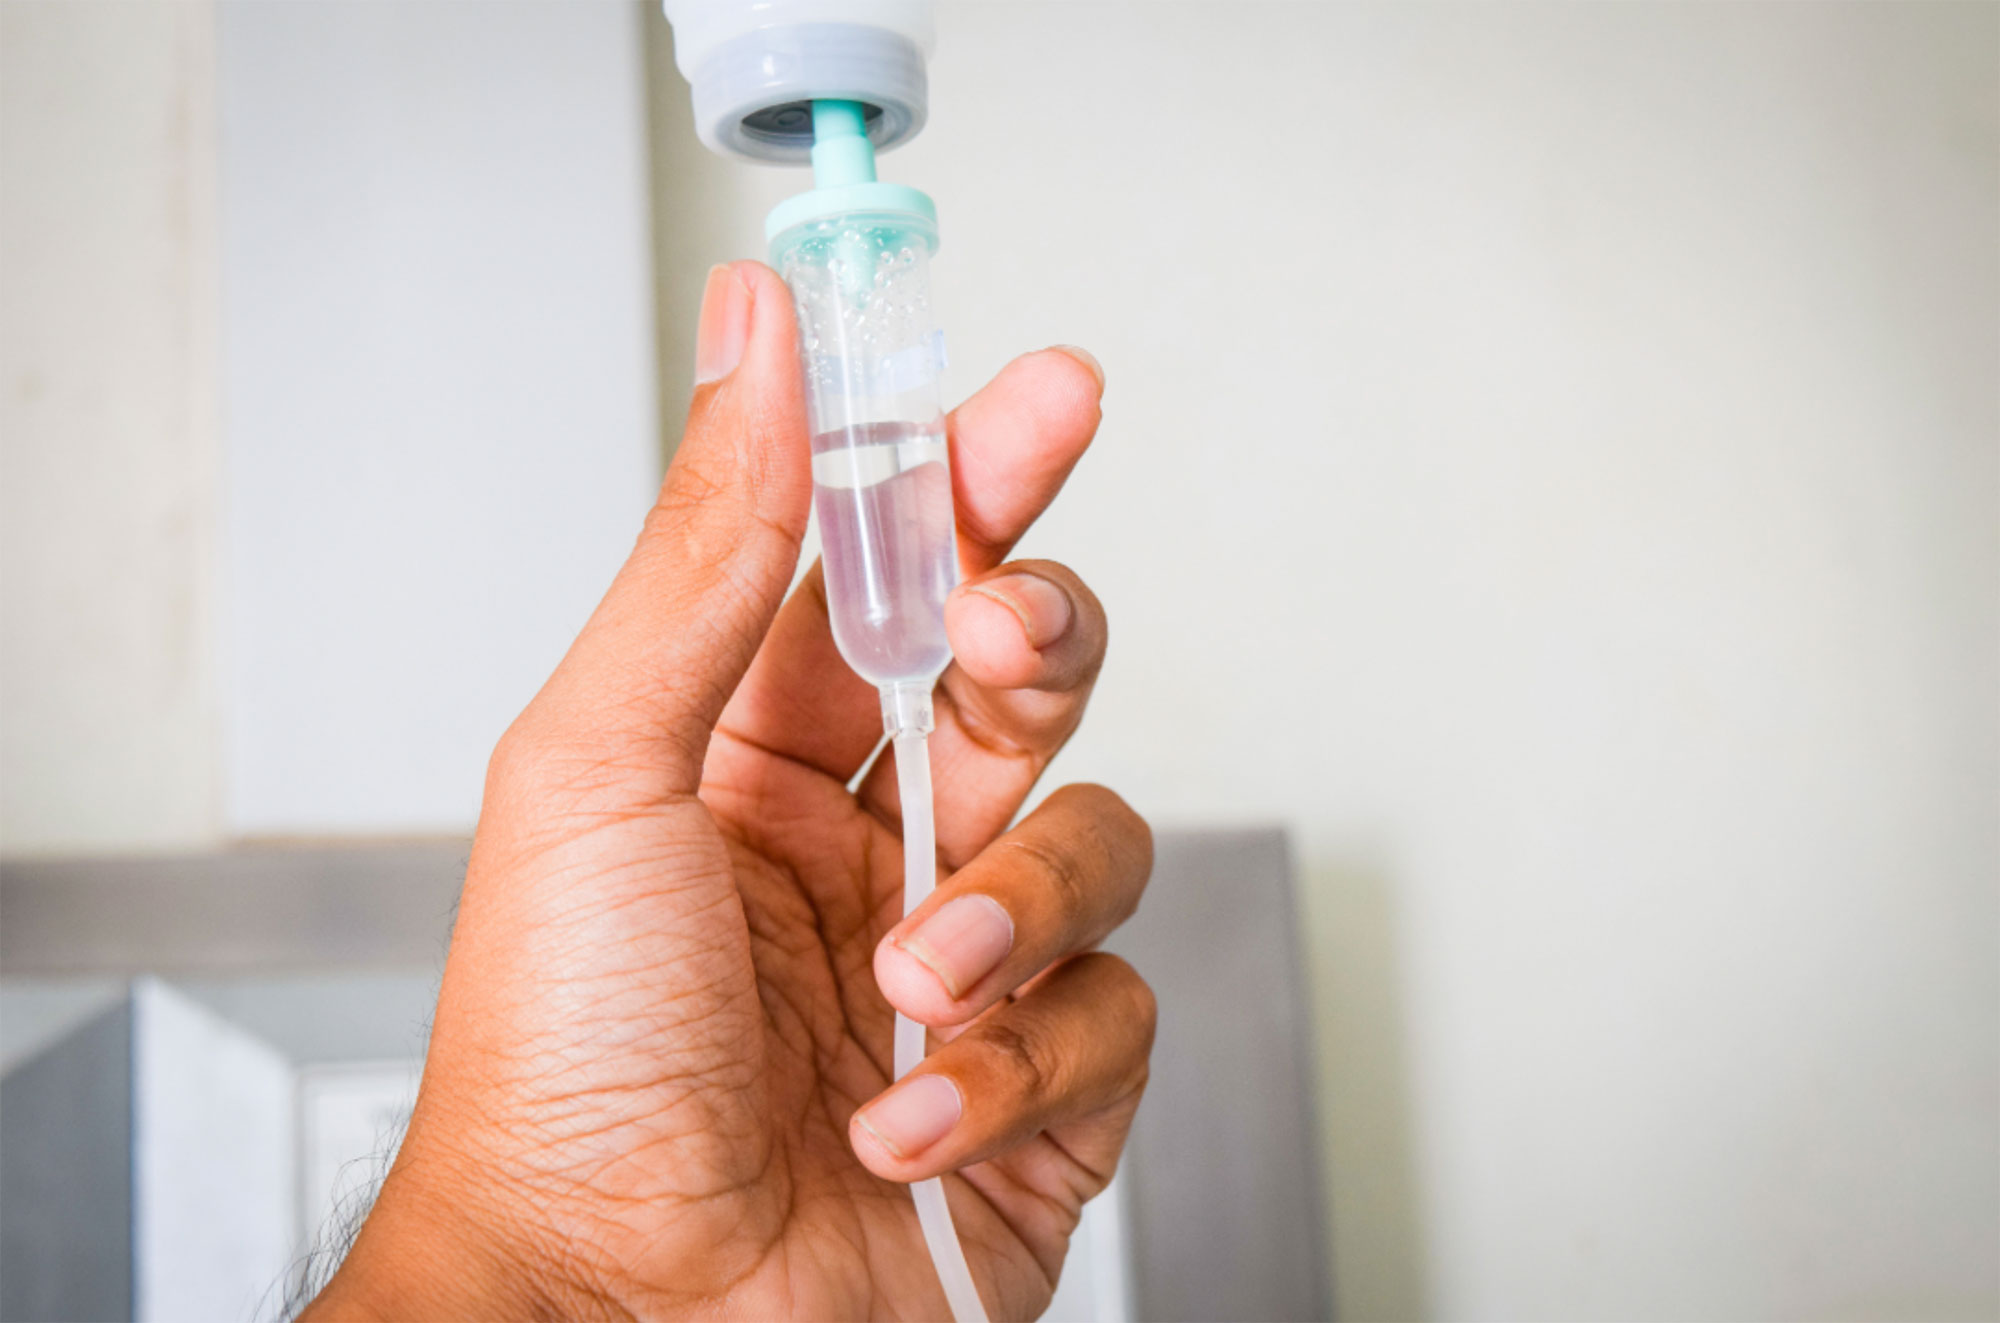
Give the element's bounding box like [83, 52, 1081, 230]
[525, 260, 812, 791]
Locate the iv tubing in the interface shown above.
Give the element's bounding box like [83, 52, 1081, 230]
[888, 686, 990, 1323]
[801, 102, 984, 1321]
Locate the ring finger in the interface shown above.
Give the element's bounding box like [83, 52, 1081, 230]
[849, 951, 1157, 1186]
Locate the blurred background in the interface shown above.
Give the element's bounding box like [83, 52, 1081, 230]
[2, 2, 1995, 1321]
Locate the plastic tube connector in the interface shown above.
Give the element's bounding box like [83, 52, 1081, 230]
[882, 681, 935, 739]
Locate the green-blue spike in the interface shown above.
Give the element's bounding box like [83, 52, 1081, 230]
[765, 98, 937, 248]
[811, 100, 877, 187]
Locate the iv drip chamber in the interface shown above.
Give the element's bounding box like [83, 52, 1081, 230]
[770, 186, 952, 692]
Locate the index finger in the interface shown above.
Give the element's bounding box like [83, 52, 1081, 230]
[709, 346, 1105, 784]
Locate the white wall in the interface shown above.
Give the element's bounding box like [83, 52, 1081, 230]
[961, 6, 1999, 1318]
[0, 0, 223, 853]
[215, 0, 660, 834]
[689, 3, 1999, 1317]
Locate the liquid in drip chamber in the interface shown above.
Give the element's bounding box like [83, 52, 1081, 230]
[812, 419, 956, 686]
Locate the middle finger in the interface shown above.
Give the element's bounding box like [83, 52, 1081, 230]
[872, 782, 1153, 1028]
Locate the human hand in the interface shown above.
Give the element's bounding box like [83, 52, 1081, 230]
[303, 261, 1154, 1322]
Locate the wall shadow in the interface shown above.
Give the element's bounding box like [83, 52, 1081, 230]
[1300, 852, 1433, 1321]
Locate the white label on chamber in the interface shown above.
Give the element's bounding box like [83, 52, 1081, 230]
[811, 331, 947, 395]
[812, 435, 949, 489]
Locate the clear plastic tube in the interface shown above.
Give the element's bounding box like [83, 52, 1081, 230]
[893, 724, 990, 1323]
[773, 168, 987, 1323]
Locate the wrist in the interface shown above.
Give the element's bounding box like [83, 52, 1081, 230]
[300, 1142, 605, 1322]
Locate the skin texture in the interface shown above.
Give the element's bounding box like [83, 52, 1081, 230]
[303, 262, 1155, 1322]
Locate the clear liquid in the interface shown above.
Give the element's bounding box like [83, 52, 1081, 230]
[812, 420, 957, 686]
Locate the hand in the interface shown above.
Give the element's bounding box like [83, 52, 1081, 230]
[304, 262, 1155, 1322]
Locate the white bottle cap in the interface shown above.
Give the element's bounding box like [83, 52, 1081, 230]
[661, 0, 935, 164]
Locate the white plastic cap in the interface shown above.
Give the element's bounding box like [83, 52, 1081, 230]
[662, 0, 935, 164]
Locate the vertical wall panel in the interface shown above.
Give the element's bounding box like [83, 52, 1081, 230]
[217, 0, 660, 833]
[0, 0, 222, 853]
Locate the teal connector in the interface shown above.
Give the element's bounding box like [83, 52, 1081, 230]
[766, 98, 936, 247]
[811, 100, 877, 187]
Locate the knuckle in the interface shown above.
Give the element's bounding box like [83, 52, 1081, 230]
[1125, 969, 1160, 1048]
[1060, 781, 1144, 835]
[485, 715, 560, 792]
[1080, 952, 1159, 1045]
[1100, 790, 1154, 872]
[650, 461, 727, 539]
[1047, 780, 1119, 819]
[1012, 835, 1090, 918]
[936, 681, 1040, 763]
[484, 698, 702, 812]
[1048, 784, 1154, 923]
[1105, 787, 1154, 858]
[978, 1019, 1050, 1101]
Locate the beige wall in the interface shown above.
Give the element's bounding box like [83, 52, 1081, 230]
[675, 3, 2000, 1317]
[1, 1, 661, 844]
[4, 1, 1995, 1318]
[1, 0, 222, 853]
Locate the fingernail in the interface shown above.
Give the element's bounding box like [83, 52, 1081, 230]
[1052, 344, 1104, 391]
[855, 1074, 963, 1158]
[966, 574, 1074, 651]
[897, 895, 1015, 1000]
[695, 264, 753, 384]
